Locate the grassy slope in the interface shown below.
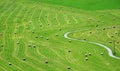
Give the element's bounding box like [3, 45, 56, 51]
[69, 26, 120, 57]
[28, 0, 120, 10]
[0, 0, 120, 71]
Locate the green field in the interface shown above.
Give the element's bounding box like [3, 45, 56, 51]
[0, 0, 120, 71]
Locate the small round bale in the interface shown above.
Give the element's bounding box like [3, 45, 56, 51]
[33, 45, 36, 48]
[1, 44, 4, 47]
[45, 60, 48, 64]
[35, 36, 38, 38]
[55, 34, 58, 36]
[103, 28, 106, 30]
[89, 53, 91, 56]
[40, 36, 43, 38]
[8, 62, 12, 65]
[40, 25, 42, 27]
[46, 37, 49, 40]
[14, 32, 17, 34]
[17, 42, 20, 44]
[69, 40, 72, 43]
[23, 58, 26, 61]
[85, 57, 88, 61]
[100, 53, 104, 55]
[90, 32, 92, 34]
[68, 50, 71, 53]
[67, 67, 71, 70]
[85, 54, 88, 57]
[32, 31, 35, 33]
[59, 28, 61, 31]
[109, 41, 112, 43]
[113, 26, 116, 28]
[28, 44, 31, 47]
[111, 36, 114, 38]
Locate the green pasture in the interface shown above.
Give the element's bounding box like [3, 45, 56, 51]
[0, 0, 120, 71]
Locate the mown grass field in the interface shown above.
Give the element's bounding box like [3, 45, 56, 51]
[0, 0, 120, 71]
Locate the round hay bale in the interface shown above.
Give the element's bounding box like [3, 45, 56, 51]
[28, 44, 31, 47]
[103, 28, 106, 30]
[90, 32, 92, 34]
[23, 58, 26, 61]
[33, 45, 36, 48]
[55, 34, 58, 36]
[113, 26, 116, 28]
[109, 41, 112, 43]
[1, 44, 4, 47]
[14, 32, 17, 34]
[85, 54, 88, 57]
[26, 27, 28, 29]
[59, 28, 61, 31]
[69, 40, 72, 43]
[68, 50, 71, 53]
[40, 36, 43, 38]
[85, 57, 88, 61]
[35, 36, 38, 38]
[111, 36, 114, 38]
[100, 53, 104, 55]
[46, 37, 49, 40]
[96, 25, 99, 27]
[89, 53, 91, 56]
[0, 33, 3, 36]
[67, 66, 71, 69]
[40, 25, 42, 27]
[116, 41, 119, 44]
[45, 60, 48, 64]
[83, 39, 86, 40]
[17, 42, 20, 44]
[32, 31, 35, 33]
[8, 62, 12, 65]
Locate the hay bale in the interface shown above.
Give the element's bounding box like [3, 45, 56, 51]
[32, 31, 35, 33]
[113, 26, 116, 28]
[1, 44, 4, 47]
[89, 53, 91, 56]
[17, 42, 20, 44]
[14, 32, 17, 34]
[40, 36, 43, 38]
[96, 25, 99, 27]
[33, 45, 36, 48]
[8, 62, 12, 65]
[100, 53, 104, 55]
[67, 66, 71, 69]
[85, 54, 88, 57]
[0, 33, 3, 36]
[90, 32, 92, 34]
[83, 39, 86, 40]
[45, 60, 48, 64]
[35, 36, 38, 38]
[40, 25, 42, 27]
[103, 28, 106, 30]
[55, 34, 58, 36]
[46, 37, 49, 40]
[23, 58, 26, 61]
[116, 41, 119, 44]
[59, 28, 61, 31]
[28, 44, 31, 47]
[69, 40, 72, 43]
[85, 57, 88, 61]
[109, 41, 112, 43]
[68, 50, 71, 52]
[111, 36, 114, 38]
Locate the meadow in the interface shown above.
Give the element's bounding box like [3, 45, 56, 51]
[0, 0, 120, 71]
